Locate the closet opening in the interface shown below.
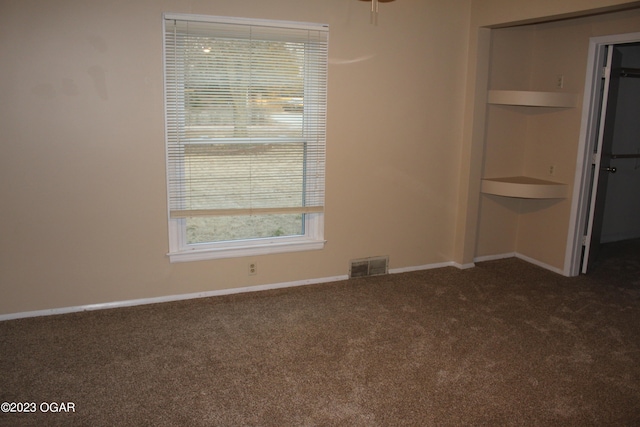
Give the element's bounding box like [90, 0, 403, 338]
[568, 33, 640, 276]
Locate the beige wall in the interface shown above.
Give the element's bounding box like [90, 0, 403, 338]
[454, 0, 640, 268]
[474, 27, 532, 259]
[0, 0, 471, 316]
[1, 0, 639, 316]
[518, 10, 640, 267]
[473, 7, 640, 271]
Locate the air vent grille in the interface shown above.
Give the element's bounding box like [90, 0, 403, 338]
[349, 256, 389, 278]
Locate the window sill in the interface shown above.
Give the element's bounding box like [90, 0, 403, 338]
[168, 238, 326, 263]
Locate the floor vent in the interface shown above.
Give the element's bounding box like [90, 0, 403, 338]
[349, 256, 389, 278]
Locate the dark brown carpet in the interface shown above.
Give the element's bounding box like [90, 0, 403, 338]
[1, 252, 640, 426]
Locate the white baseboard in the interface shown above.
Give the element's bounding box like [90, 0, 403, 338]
[389, 261, 459, 274]
[0, 274, 349, 322]
[5, 254, 561, 322]
[1, 258, 486, 322]
[0, 252, 563, 322]
[474, 252, 517, 263]
[514, 253, 565, 275]
[452, 262, 476, 270]
[474, 252, 565, 276]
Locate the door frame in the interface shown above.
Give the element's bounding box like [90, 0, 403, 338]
[565, 31, 640, 276]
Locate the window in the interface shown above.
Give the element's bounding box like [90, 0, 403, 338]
[163, 14, 328, 262]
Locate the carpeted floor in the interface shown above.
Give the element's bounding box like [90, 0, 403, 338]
[587, 237, 640, 289]
[1, 247, 639, 426]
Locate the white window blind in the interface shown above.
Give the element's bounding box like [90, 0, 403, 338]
[164, 15, 328, 221]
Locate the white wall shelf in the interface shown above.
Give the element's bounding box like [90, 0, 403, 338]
[481, 176, 568, 199]
[487, 90, 577, 108]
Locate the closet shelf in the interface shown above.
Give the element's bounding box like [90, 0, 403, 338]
[481, 176, 568, 199]
[488, 90, 577, 108]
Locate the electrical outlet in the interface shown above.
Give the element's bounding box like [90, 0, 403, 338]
[248, 262, 257, 275]
[556, 74, 564, 88]
[549, 165, 556, 176]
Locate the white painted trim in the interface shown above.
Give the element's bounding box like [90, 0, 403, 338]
[1, 251, 574, 322]
[1, 258, 481, 321]
[514, 253, 565, 276]
[453, 262, 476, 270]
[475, 252, 565, 275]
[474, 252, 516, 263]
[168, 238, 326, 263]
[564, 36, 602, 277]
[389, 261, 458, 274]
[0, 275, 348, 322]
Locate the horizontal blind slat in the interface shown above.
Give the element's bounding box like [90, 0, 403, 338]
[164, 15, 327, 218]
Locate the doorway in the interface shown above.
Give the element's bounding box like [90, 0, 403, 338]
[567, 32, 640, 276]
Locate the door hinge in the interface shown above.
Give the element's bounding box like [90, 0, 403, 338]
[582, 235, 588, 245]
[602, 65, 610, 80]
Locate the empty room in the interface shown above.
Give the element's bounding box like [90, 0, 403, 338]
[1, 0, 639, 424]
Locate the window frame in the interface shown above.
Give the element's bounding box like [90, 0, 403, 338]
[162, 13, 328, 263]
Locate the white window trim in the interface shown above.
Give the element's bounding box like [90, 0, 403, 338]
[167, 214, 325, 262]
[162, 13, 328, 263]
